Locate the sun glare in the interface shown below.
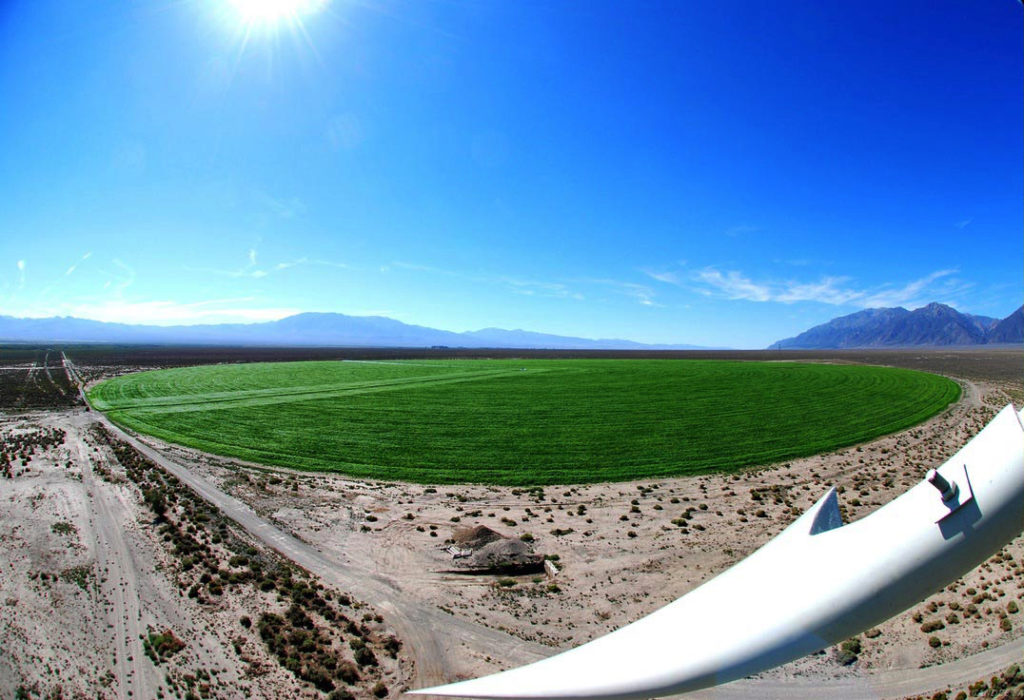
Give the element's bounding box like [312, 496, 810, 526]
[227, 0, 327, 27]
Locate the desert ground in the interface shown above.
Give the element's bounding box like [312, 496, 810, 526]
[0, 346, 1021, 699]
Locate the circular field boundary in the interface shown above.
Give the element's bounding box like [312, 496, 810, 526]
[89, 359, 962, 485]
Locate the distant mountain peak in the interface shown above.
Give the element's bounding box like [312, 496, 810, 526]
[769, 303, 1022, 349]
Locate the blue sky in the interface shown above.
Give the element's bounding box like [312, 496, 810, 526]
[1, 1, 1020, 348]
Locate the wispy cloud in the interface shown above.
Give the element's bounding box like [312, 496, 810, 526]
[105, 258, 136, 295]
[690, 267, 964, 309]
[188, 249, 348, 280]
[65, 251, 92, 276]
[642, 269, 681, 285]
[391, 261, 585, 301]
[16, 260, 26, 288]
[857, 270, 965, 308]
[582, 278, 660, 306]
[274, 257, 348, 272]
[501, 277, 583, 300]
[694, 268, 773, 302]
[187, 248, 268, 279]
[954, 218, 972, 229]
[390, 261, 447, 275]
[264, 195, 306, 219]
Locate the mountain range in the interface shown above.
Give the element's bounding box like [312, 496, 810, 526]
[0, 312, 703, 350]
[769, 303, 1023, 349]
[1, 303, 1020, 350]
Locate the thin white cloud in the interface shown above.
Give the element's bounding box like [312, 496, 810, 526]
[392, 261, 585, 301]
[186, 249, 267, 279]
[189, 250, 348, 280]
[65, 251, 93, 276]
[110, 259, 136, 295]
[583, 277, 661, 306]
[264, 195, 306, 219]
[691, 267, 963, 309]
[500, 276, 583, 300]
[391, 261, 445, 274]
[775, 276, 862, 305]
[642, 269, 681, 285]
[394, 262, 665, 306]
[954, 218, 972, 229]
[16, 260, 25, 288]
[274, 257, 348, 271]
[857, 269, 964, 308]
[694, 269, 772, 302]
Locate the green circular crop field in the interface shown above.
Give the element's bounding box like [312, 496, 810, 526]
[88, 359, 960, 485]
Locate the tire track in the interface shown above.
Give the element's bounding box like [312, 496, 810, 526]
[74, 409, 551, 690]
[70, 425, 154, 700]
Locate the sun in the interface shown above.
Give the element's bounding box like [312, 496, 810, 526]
[226, 0, 327, 27]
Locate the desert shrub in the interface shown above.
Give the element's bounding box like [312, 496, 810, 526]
[835, 637, 861, 665]
[144, 629, 185, 664]
[305, 664, 335, 692]
[382, 635, 402, 658]
[353, 646, 378, 668]
[336, 661, 360, 685]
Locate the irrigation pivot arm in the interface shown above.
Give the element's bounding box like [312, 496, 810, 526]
[410, 404, 1024, 700]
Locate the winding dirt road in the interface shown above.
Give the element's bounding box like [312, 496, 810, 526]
[72, 409, 549, 690]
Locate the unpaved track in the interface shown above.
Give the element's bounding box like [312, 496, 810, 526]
[693, 635, 1024, 699]
[73, 409, 550, 690]
[70, 425, 155, 700]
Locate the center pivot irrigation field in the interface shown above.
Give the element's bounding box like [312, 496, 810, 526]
[88, 359, 960, 485]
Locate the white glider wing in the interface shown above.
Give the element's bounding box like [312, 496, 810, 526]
[411, 404, 1024, 700]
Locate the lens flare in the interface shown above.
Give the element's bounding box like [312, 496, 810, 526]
[226, 0, 327, 27]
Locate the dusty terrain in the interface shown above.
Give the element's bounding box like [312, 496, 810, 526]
[0, 408, 409, 699]
[0, 346, 1021, 699]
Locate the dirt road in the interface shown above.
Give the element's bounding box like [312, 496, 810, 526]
[74, 409, 550, 690]
[70, 425, 155, 700]
[694, 635, 1024, 699]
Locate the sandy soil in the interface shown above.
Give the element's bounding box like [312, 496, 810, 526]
[0, 410, 409, 699]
